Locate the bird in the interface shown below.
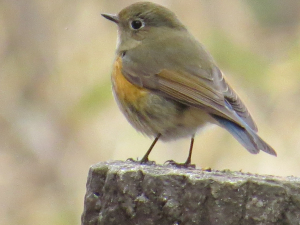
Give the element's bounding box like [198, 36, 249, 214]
[101, 2, 276, 167]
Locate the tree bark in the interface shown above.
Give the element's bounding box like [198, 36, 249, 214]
[82, 161, 300, 225]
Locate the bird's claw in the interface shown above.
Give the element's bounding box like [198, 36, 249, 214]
[164, 160, 196, 169]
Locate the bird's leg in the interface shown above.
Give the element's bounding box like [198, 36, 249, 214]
[184, 136, 194, 165]
[139, 133, 161, 164]
[165, 135, 196, 168]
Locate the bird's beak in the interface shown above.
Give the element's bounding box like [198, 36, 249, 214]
[101, 13, 119, 24]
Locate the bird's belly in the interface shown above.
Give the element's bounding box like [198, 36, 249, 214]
[111, 57, 212, 140]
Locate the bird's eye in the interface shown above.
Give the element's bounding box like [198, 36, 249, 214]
[130, 19, 144, 30]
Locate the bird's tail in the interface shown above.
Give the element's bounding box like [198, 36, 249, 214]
[212, 115, 276, 156]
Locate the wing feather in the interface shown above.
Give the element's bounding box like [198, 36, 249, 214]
[212, 67, 257, 131]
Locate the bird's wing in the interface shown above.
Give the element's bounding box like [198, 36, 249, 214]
[211, 67, 258, 131]
[154, 68, 255, 129]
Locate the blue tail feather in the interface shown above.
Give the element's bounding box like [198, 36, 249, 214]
[212, 115, 276, 156]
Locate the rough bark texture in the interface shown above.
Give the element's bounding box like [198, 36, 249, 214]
[81, 161, 300, 225]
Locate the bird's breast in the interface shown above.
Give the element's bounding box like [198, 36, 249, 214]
[112, 56, 148, 105]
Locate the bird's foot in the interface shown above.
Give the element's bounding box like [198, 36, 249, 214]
[164, 160, 196, 169]
[126, 158, 156, 165]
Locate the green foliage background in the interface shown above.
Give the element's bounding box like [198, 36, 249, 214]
[1, 0, 300, 224]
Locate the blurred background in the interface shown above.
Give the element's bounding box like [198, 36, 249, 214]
[1, 0, 300, 224]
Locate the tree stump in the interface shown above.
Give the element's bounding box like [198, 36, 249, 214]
[82, 161, 300, 225]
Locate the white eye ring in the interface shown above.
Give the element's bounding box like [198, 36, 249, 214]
[129, 19, 145, 30]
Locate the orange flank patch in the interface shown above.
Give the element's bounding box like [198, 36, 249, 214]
[112, 56, 148, 104]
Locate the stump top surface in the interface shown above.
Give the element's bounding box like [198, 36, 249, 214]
[91, 160, 300, 184]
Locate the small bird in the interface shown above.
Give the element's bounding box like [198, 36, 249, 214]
[102, 2, 276, 167]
